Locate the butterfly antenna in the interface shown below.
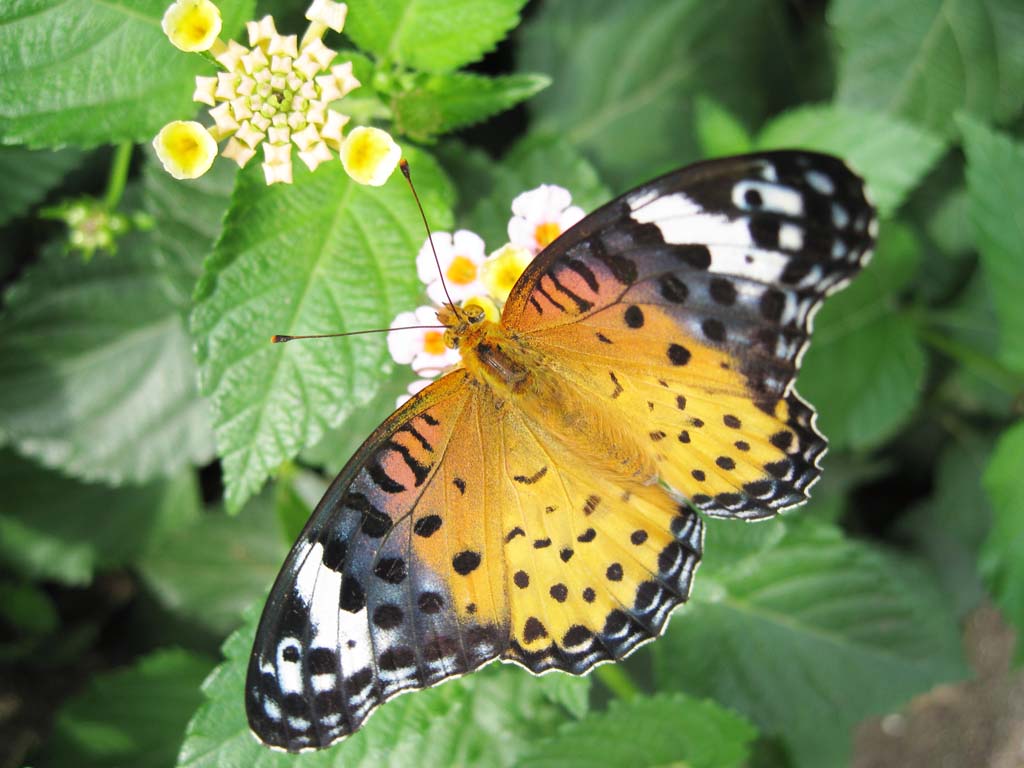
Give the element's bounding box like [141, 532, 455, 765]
[400, 159, 463, 320]
[272, 325, 443, 343]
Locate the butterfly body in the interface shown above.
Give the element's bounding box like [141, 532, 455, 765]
[247, 151, 877, 751]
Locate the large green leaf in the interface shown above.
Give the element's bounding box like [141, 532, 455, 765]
[0, 191, 220, 484]
[0, 0, 252, 148]
[959, 116, 1024, 373]
[831, 0, 1024, 135]
[516, 693, 756, 768]
[345, 0, 526, 72]
[177, 608, 587, 767]
[980, 421, 1024, 661]
[798, 222, 926, 451]
[519, 0, 809, 188]
[654, 522, 967, 768]
[0, 146, 83, 225]
[0, 452, 199, 585]
[40, 649, 215, 768]
[139, 491, 289, 636]
[390, 71, 550, 143]
[756, 105, 946, 217]
[191, 148, 453, 512]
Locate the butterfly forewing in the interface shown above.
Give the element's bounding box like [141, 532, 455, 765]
[248, 151, 876, 751]
[505, 151, 876, 519]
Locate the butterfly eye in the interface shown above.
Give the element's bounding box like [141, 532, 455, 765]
[463, 303, 486, 323]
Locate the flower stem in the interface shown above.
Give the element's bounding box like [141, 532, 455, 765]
[594, 663, 640, 701]
[916, 324, 1024, 396]
[103, 142, 133, 210]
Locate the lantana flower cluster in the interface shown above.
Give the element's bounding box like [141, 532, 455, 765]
[153, 0, 400, 186]
[388, 185, 584, 405]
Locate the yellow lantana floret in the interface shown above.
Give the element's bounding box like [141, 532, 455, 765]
[340, 127, 401, 186]
[162, 0, 222, 52]
[483, 244, 533, 302]
[153, 121, 218, 179]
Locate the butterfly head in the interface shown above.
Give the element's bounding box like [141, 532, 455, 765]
[437, 301, 487, 349]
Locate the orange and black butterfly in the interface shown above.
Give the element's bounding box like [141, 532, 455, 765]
[246, 151, 876, 751]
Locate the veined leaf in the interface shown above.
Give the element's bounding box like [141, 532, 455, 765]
[655, 522, 967, 768]
[345, 0, 527, 72]
[959, 116, 1024, 373]
[0, 0, 253, 148]
[191, 148, 453, 512]
[390, 71, 550, 143]
[756, 105, 946, 217]
[516, 693, 755, 768]
[831, 0, 1024, 135]
[798, 222, 926, 451]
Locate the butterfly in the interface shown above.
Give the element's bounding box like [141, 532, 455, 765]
[246, 151, 877, 751]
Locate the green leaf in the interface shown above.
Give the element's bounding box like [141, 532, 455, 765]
[139, 491, 289, 636]
[831, 0, 1024, 136]
[798, 222, 926, 451]
[0, 146, 83, 225]
[516, 693, 755, 768]
[655, 523, 967, 768]
[0, 579, 58, 636]
[345, 0, 526, 72]
[980, 421, 1024, 660]
[41, 648, 214, 768]
[390, 71, 550, 143]
[693, 96, 754, 158]
[191, 148, 453, 512]
[0, 0, 253, 149]
[756, 105, 946, 217]
[0, 232, 216, 485]
[143, 149, 237, 298]
[959, 115, 1024, 373]
[0, 452, 199, 585]
[457, 134, 611, 250]
[178, 607, 581, 767]
[519, 0, 809, 188]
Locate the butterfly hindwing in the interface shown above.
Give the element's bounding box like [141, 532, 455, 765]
[504, 151, 876, 519]
[246, 370, 510, 752]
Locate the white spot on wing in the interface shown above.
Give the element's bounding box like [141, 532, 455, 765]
[733, 181, 805, 217]
[779, 223, 804, 251]
[631, 192, 753, 249]
[277, 638, 303, 694]
[805, 169, 834, 195]
[627, 187, 659, 210]
[706, 245, 788, 283]
[312, 673, 337, 692]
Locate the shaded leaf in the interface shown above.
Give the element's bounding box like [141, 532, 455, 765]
[959, 115, 1024, 373]
[655, 523, 967, 768]
[139, 492, 289, 636]
[799, 222, 926, 451]
[391, 71, 550, 143]
[516, 693, 756, 768]
[191, 148, 453, 512]
[831, 0, 1024, 135]
[694, 96, 754, 158]
[0, 230, 216, 485]
[0, 452, 199, 585]
[519, 0, 808, 188]
[0, 146, 83, 225]
[345, 0, 526, 72]
[41, 649, 214, 768]
[980, 421, 1024, 661]
[0, 0, 253, 148]
[756, 105, 946, 217]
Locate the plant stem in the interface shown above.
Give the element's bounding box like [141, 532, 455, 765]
[594, 663, 640, 701]
[103, 142, 133, 210]
[916, 325, 1024, 396]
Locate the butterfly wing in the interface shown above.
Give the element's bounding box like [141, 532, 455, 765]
[246, 370, 512, 752]
[503, 151, 876, 519]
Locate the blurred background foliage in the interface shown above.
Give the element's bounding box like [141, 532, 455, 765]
[1, 0, 1022, 766]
